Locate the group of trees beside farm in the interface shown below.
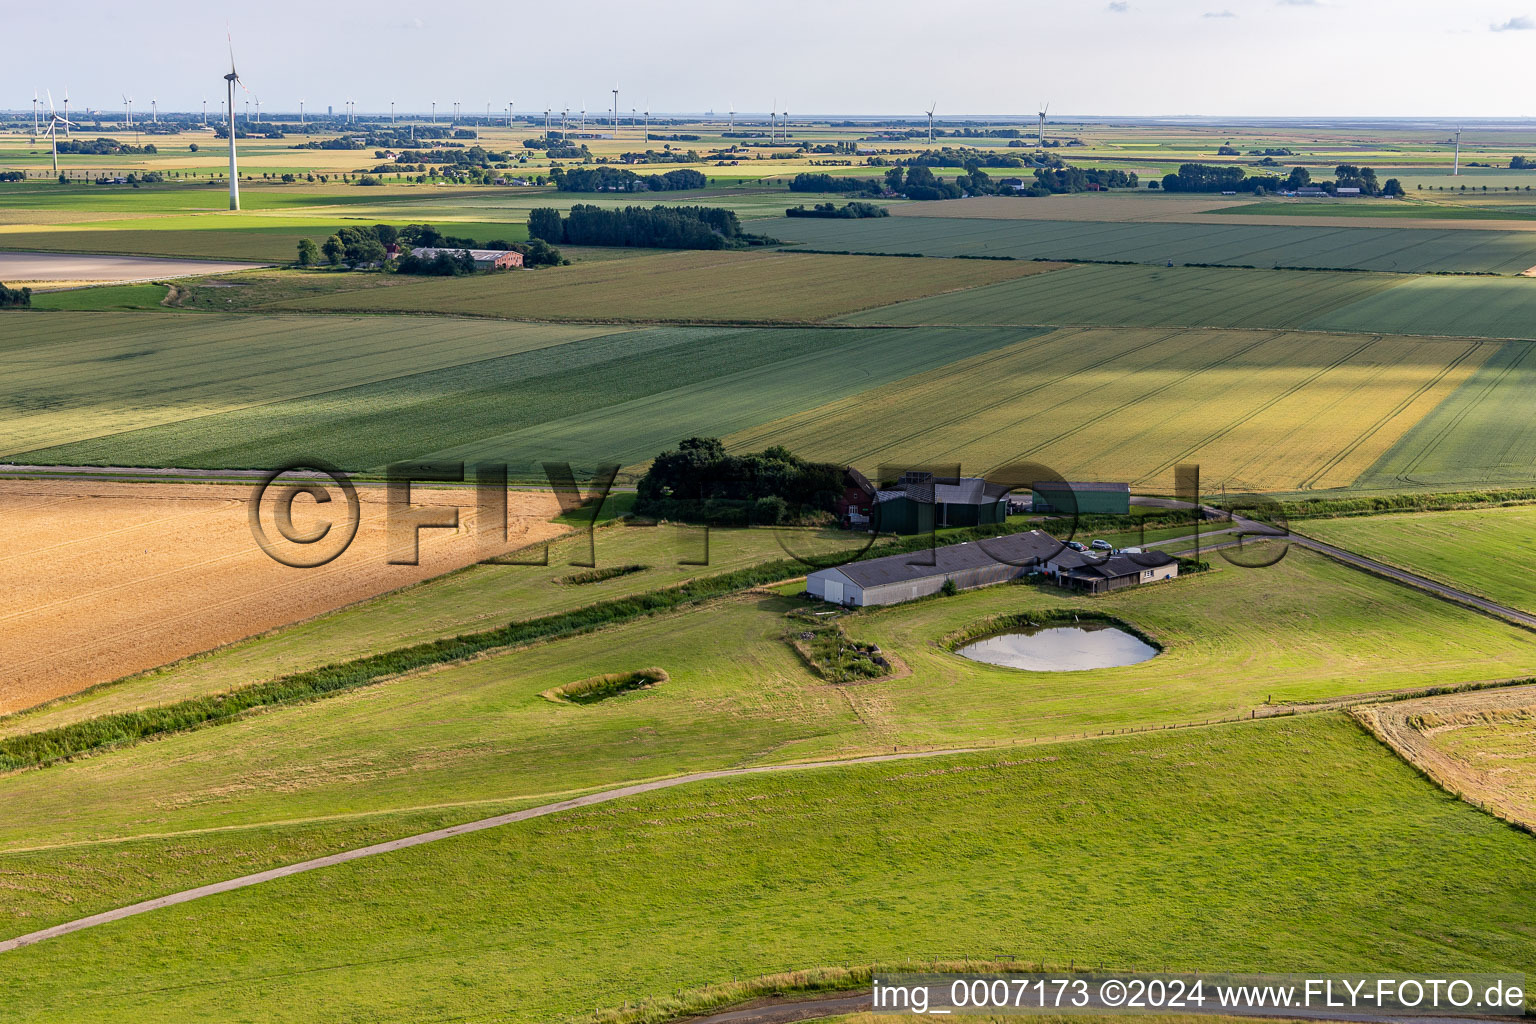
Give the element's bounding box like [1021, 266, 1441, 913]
[1158, 162, 1402, 196]
[528, 204, 776, 250]
[1511, 157, 1536, 169]
[550, 166, 708, 192]
[635, 437, 844, 527]
[786, 201, 888, 219]
[0, 281, 32, 309]
[296, 222, 563, 272]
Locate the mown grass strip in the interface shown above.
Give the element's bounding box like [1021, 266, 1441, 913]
[0, 521, 1036, 772]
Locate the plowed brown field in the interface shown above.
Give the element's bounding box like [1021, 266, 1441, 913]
[0, 479, 562, 714]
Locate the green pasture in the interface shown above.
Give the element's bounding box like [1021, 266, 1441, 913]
[1300, 505, 1536, 613]
[4, 715, 1534, 1023]
[29, 283, 168, 311]
[765, 214, 1536, 274]
[5, 543, 1536, 855]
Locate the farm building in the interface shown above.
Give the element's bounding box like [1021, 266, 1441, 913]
[409, 247, 524, 270]
[871, 471, 1011, 534]
[806, 530, 1062, 607]
[1045, 548, 1178, 594]
[1030, 481, 1131, 516]
[833, 467, 877, 528]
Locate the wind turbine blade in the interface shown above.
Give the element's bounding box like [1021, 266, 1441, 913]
[46, 90, 55, 112]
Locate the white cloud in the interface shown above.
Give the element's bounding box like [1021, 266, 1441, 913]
[1490, 14, 1534, 30]
[1277, 0, 1321, 5]
[1107, 1, 1130, 10]
[1203, 8, 1237, 15]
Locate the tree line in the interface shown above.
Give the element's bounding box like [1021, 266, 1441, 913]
[296, 223, 563, 271]
[786, 201, 888, 219]
[551, 166, 708, 192]
[528, 204, 775, 249]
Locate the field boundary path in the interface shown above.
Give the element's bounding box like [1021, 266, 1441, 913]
[0, 749, 975, 956]
[1129, 498, 1536, 632]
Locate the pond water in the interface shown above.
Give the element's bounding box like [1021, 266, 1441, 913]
[955, 623, 1157, 671]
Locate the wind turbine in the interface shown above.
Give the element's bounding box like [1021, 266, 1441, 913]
[224, 33, 247, 211]
[151, 98, 158, 123]
[770, 97, 776, 143]
[926, 101, 936, 144]
[32, 89, 40, 142]
[299, 98, 304, 124]
[431, 99, 436, 123]
[507, 100, 514, 126]
[1452, 125, 1462, 176]
[643, 108, 650, 142]
[62, 87, 70, 136]
[390, 99, 395, 123]
[202, 97, 208, 126]
[41, 92, 78, 175]
[612, 86, 619, 133]
[1037, 101, 1049, 150]
[123, 94, 133, 129]
[253, 96, 259, 123]
[728, 104, 734, 131]
[782, 108, 790, 143]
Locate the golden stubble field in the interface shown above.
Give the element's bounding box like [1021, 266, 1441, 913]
[0, 479, 561, 714]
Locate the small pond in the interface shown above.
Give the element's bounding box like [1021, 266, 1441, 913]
[955, 623, 1157, 671]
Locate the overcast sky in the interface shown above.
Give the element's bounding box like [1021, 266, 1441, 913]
[9, 0, 1534, 119]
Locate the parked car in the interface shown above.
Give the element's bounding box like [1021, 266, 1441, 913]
[1119, 546, 1143, 555]
[1090, 539, 1112, 551]
[1066, 540, 1087, 552]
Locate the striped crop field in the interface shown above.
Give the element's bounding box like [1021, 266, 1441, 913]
[10, 320, 1046, 475]
[269, 250, 1066, 323]
[725, 326, 1498, 493]
[1354, 341, 1536, 492]
[765, 214, 1536, 274]
[0, 312, 622, 458]
[841, 262, 1536, 340]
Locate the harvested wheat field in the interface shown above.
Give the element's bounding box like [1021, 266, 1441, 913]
[0, 479, 562, 715]
[1353, 684, 1536, 831]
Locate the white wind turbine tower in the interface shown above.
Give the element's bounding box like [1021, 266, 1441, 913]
[390, 100, 396, 123]
[202, 97, 208, 126]
[224, 34, 248, 211]
[728, 104, 734, 131]
[782, 108, 790, 142]
[1037, 101, 1049, 149]
[612, 86, 619, 134]
[926, 101, 936, 144]
[299, 99, 304, 124]
[253, 96, 260, 123]
[41, 92, 78, 175]
[32, 90, 41, 142]
[1452, 125, 1462, 176]
[507, 100, 514, 126]
[431, 100, 436, 123]
[151, 98, 158, 123]
[123, 94, 133, 129]
[63, 88, 70, 136]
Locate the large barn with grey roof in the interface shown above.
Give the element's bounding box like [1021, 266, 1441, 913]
[805, 530, 1064, 607]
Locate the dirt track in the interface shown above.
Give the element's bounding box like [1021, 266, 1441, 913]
[1352, 684, 1536, 832]
[0, 479, 561, 714]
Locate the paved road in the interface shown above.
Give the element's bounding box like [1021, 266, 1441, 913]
[0, 749, 972, 956]
[1130, 497, 1536, 632]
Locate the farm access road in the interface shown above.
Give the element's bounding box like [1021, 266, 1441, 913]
[0, 749, 976, 956]
[1130, 498, 1536, 632]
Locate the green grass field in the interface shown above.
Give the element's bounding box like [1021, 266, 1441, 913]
[4, 715, 1534, 1022]
[1300, 505, 1536, 613]
[765, 214, 1536, 274]
[7, 543, 1536, 854]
